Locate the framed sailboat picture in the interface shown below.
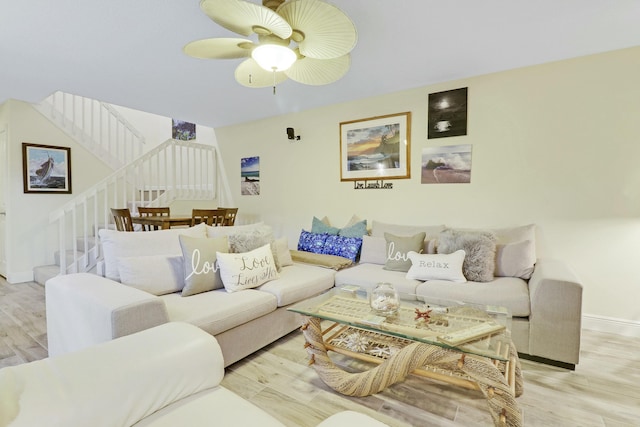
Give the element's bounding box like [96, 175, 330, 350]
[22, 143, 72, 194]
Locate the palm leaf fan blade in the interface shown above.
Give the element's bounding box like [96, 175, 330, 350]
[277, 0, 357, 59]
[200, 0, 292, 39]
[183, 38, 253, 59]
[285, 54, 350, 85]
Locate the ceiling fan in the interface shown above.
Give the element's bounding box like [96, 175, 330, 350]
[184, 0, 357, 92]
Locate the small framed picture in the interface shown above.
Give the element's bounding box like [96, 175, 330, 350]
[340, 112, 411, 181]
[22, 143, 72, 194]
[428, 87, 468, 139]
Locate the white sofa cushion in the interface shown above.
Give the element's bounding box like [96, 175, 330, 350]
[415, 277, 531, 317]
[0, 323, 223, 427]
[160, 289, 278, 336]
[117, 255, 184, 295]
[257, 263, 335, 307]
[99, 223, 206, 281]
[132, 387, 286, 427]
[334, 263, 421, 298]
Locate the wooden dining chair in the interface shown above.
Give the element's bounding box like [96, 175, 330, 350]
[138, 206, 170, 231]
[219, 207, 238, 226]
[191, 208, 226, 227]
[111, 208, 134, 232]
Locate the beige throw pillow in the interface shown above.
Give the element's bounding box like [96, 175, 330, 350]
[179, 235, 229, 297]
[216, 244, 279, 292]
[383, 232, 426, 272]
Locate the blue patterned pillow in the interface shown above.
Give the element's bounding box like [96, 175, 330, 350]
[322, 235, 363, 262]
[297, 230, 328, 254]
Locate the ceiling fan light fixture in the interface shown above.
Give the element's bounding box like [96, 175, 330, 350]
[251, 44, 297, 72]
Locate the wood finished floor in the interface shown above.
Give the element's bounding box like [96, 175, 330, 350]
[1, 277, 639, 426]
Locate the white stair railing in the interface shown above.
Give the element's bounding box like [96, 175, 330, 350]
[34, 91, 145, 169]
[49, 139, 217, 275]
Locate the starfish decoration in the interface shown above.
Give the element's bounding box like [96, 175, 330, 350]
[415, 307, 432, 322]
[368, 346, 391, 358]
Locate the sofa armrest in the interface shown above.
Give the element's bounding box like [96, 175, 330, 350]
[46, 273, 169, 357]
[1, 323, 224, 427]
[527, 258, 583, 366]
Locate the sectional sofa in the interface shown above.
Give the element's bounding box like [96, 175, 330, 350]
[46, 219, 582, 371]
[331, 221, 583, 369]
[45, 222, 339, 367]
[1, 322, 389, 426]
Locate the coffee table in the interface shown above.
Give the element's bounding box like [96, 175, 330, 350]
[288, 286, 523, 427]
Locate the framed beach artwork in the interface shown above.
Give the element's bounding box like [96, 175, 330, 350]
[241, 156, 260, 195]
[22, 143, 72, 193]
[421, 144, 472, 184]
[340, 112, 411, 181]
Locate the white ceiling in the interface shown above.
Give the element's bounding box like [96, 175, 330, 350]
[2, 0, 640, 128]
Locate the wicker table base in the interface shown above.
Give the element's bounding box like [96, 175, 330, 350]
[301, 316, 523, 427]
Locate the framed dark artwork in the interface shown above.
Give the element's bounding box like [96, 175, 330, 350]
[172, 119, 196, 141]
[241, 156, 260, 196]
[428, 87, 468, 139]
[340, 112, 411, 181]
[22, 143, 72, 193]
[421, 144, 472, 184]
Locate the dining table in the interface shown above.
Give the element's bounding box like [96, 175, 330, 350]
[130, 214, 193, 230]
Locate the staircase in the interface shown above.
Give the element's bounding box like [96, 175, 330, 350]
[32, 92, 224, 284]
[34, 91, 145, 169]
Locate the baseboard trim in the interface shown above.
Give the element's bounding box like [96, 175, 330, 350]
[6, 271, 35, 284]
[582, 314, 640, 338]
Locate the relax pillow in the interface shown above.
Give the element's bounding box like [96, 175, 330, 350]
[117, 255, 184, 295]
[216, 244, 279, 292]
[383, 232, 426, 272]
[406, 250, 467, 282]
[99, 223, 206, 281]
[437, 228, 496, 282]
[179, 235, 229, 297]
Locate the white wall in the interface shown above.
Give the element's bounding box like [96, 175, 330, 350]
[1, 100, 113, 282]
[214, 46, 640, 326]
[111, 104, 218, 152]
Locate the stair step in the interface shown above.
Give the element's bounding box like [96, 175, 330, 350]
[34, 265, 61, 286]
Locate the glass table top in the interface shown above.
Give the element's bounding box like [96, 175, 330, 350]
[288, 286, 513, 361]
